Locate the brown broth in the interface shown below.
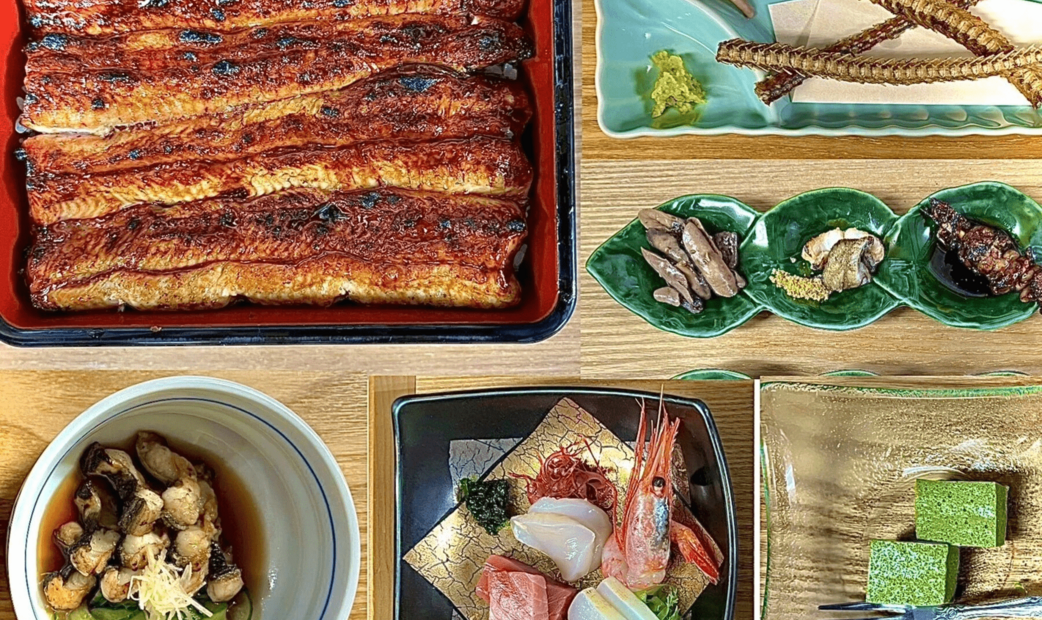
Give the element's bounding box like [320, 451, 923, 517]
[38, 435, 266, 605]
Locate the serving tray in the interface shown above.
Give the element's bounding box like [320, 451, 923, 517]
[587, 182, 1042, 337]
[392, 387, 739, 620]
[0, 0, 576, 346]
[594, 0, 1042, 138]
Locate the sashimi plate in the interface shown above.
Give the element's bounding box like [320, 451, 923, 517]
[594, 0, 1042, 137]
[393, 387, 739, 620]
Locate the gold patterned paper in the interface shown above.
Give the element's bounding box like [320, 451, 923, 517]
[404, 397, 718, 620]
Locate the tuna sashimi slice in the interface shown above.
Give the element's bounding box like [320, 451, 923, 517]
[477, 555, 578, 620]
[489, 571, 549, 620]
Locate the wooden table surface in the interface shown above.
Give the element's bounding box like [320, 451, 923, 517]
[369, 377, 754, 620]
[0, 370, 370, 620]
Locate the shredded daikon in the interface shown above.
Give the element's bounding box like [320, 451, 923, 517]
[129, 548, 213, 620]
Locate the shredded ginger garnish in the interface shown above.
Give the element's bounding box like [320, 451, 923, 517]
[129, 548, 213, 620]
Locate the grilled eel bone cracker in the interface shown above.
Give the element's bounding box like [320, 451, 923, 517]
[768, 0, 1042, 105]
[28, 137, 533, 226]
[28, 189, 528, 311]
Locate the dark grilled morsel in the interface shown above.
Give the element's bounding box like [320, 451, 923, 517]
[21, 16, 532, 133]
[922, 198, 1042, 309]
[29, 136, 531, 225]
[23, 67, 531, 176]
[24, 0, 524, 37]
[28, 189, 528, 311]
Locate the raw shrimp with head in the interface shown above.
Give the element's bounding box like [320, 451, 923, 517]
[601, 397, 721, 591]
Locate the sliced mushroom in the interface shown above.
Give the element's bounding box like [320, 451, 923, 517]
[43, 567, 96, 611]
[646, 229, 712, 299]
[100, 566, 138, 603]
[121, 530, 171, 571]
[712, 231, 740, 270]
[69, 528, 121, 576]
[638, 208, 684, 234]
[119, 487, 163, 536]
[136, 432, 196, 486]
[681, 219, 740, 297]
[162, 477, 203, 530]
[81, 444, 146, 501]
[54, 521, 84, 556]
[207, 542, 245, 603]
[642, 248, 695, 305]
[653, 287, 681, 307]
[680, 298, 705, 314]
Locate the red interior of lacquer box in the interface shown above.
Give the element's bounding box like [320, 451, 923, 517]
[0, 0, 561, 335]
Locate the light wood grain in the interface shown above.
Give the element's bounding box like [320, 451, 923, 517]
[579, 159, 1042, 379]
[0, 319, 579, 375]
[579, 0, 1042, 160]
[0, 370, 369, 620]
[369, 377, 754, 620]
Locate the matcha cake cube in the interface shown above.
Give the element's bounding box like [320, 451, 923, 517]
[915, 480, 1008, 548]
[866, 540, 958, 607]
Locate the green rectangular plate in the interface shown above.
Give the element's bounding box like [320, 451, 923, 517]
[595, 0, 1042, 137]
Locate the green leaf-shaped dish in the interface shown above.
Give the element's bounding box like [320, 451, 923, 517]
[875, 182, 1042, 330]
[740, 188, 900, 331]
[673, 369, 753, 381]
[586, 195, 763, 338]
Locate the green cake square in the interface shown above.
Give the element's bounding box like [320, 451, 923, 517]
[866, 540, 958, 607]
[915, 480, 1008, 548]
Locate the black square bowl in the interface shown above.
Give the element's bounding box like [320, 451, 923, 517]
[393, 386, 739, 620]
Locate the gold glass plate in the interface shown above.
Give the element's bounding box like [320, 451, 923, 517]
[761, 382, 1042, 620]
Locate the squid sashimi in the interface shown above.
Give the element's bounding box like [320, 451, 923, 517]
[528, 498, 613, 568]
[601, 399, 722, 590]
[567, 588, 627, 620]
[477, 555, 577, 620]
[595, 578, 657, 620]
[488, 570, 550, 620]
[512, 513, 599, 582]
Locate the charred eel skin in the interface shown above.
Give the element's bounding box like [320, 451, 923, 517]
[29, 136, 533, 225]
[28, 189, 527, 311]
[24, 0, 525, 37]
[22, 66, 532, 176]
[22, 15, 532, 133]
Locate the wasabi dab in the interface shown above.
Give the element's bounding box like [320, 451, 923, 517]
[650, 51, 706, 118]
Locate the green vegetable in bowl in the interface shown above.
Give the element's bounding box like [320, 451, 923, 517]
[650, 51, 706, 118]
[636, 586, 681, 620]
[457, 477, 511, 536]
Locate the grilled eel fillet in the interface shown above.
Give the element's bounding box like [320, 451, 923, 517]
[28, 189, 527, 311]
[22, 15, 531, 133]
[29, 136, 531, 225]
[21, 67, 531, 177]
[25, 0, 524, 37]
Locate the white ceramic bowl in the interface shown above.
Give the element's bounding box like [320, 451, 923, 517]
[6, 376, 360, 620]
